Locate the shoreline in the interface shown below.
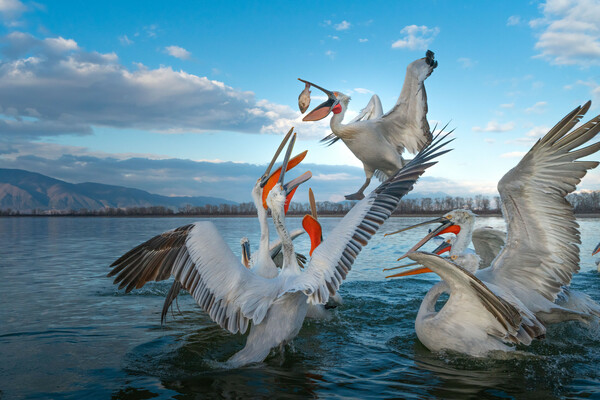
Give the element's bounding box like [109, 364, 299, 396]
[3, 213, 600, 218]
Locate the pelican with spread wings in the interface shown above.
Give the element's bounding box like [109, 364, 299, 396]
[300, 50, 438, 200]
[107, 131, 451, 367]
[387, 102, 600, 356]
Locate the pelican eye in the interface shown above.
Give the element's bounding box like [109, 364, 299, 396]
[451, 255, 458, 260]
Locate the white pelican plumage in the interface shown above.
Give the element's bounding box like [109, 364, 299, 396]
[388, 102, 600, 356]
[300, 50, 438, 200]
[108, 131, 452, 367]
[160, 129, 305, 321]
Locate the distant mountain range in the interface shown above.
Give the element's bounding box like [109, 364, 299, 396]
[0, 168, 236, 212]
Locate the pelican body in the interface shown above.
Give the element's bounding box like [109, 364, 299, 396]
[107, 130, 452, 367]
[300, 50, 438, 200]
[389, 102, 600, 356]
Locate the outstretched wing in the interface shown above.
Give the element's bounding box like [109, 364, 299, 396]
[376, 53, 436, 154]
[320, 94, 383, 147]
[350, 94, 384, 123]
[481, 102, 600, 305]
[284, 132, 453, 304]
[408, 252, 545, 345]
[472, 227, 506, 269]
[108, 221, 281, 334]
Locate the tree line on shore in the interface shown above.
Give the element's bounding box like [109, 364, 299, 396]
[3, 191, 600, 216]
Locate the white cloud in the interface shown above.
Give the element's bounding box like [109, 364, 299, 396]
[472, 121, 515, 132]
[165, 45, 191, 60]
[457, 57, 476, 69]
[119, 35, 133, 46]
[526, 126, 550, 137]
[500, 151, 527, 158]
[484, 138, 496, 144]
[391, 25, 439, 50]
[525, 101, 547, 114]
[325, 50, 335, 59]
[507, 15, 521, 26]
[500, 103, 514, 108]
[334, 20, 351, 31]
[328, 35, 340, 40]
[44, 37, 78, 52]
[0, 0, 26, 25]
[0, 32, 307, 140]
[358, 38, 368, 43]
[531, 0, 600, 66]
[353, 87, 373, 94]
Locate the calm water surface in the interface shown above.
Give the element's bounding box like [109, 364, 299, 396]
[2, 216, 600, 399]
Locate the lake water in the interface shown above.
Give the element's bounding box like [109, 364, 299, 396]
[2, 216, 600, 399]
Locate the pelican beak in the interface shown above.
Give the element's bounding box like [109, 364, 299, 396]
[241, 239, 251, 269]
[261, 129, 308, 209]
[396, 218, 460, 261]
[432, 240, 452, 255]
[593, 243, 600, 256]
[299, 79, 340, 121]
[302, 214, 322, 256]
[277, 133, 312, 214]
[386, 266, 433, 279]
[260, 127, 294, 188]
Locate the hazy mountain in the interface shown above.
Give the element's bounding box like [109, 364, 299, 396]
[0, 169, 236, 212]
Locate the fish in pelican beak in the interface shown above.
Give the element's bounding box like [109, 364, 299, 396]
[385, 215, 461, 261]
[298, 81, 311, 113]
[298, 78, 341, 121]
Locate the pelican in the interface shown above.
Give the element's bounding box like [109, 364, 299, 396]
[301, 188, 343, 319]
[386, 209, 505, 271]
[593, 243, 600, 272]
[107, 130, 452, 367]
[300, 50, 438, 200]
[160, 129, 306, 321]
[388, 102, 600, 356]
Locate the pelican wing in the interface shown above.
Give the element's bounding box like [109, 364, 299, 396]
[376, 55, 435, 154]
[472, 227, 506, 268]
[408, 252, 545, 345]
[320, 95, 383, 147]
[284, 133, 453, 304]
[350, 94, 384, 123]
[483, 102, 600, 304]
[108, 221, 281, 334]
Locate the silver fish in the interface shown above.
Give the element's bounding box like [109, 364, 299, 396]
[298, 81, 311, 113]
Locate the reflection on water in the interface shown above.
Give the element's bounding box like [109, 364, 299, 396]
[1, 216, 600, 398]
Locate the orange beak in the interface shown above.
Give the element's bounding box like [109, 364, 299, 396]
[262, 150, 308, 209]
[302, 214, 322, 256]
[386, 266, 432, 279]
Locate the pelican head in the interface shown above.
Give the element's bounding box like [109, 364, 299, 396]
[258, 128, 308, 210]
[240, 237, 251, 269]
[387, 209, 477, 261]
[266, 132, 312, 214]
[298, 78, 344, 121]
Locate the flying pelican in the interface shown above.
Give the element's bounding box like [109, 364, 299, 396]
[299, 50, 438, 200]
[107, 131, 452, 367]
[387, 102, 600, 356]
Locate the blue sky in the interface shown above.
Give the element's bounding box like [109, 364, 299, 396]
[1, 0, 600, 202]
